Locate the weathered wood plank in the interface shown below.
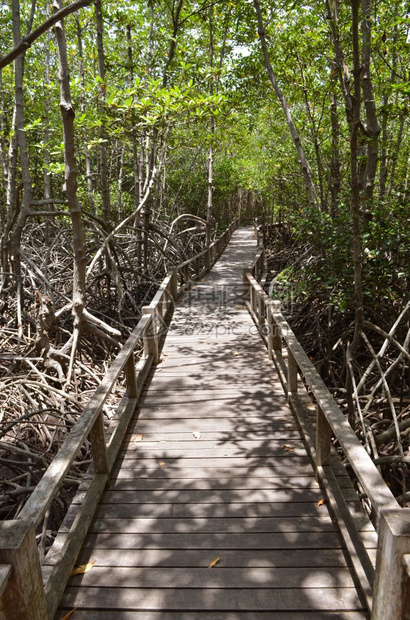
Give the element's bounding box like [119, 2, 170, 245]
[94, 501, 340, 519]
[73, 547, 353, 568]
[125, 430, 302, 442]
[68, 566, 356, 588]
[98, 488, 327, 505]
[137, 402, 291, 417]
[60, 586, 365, 611]
[119, 440, 309, 458]
[56, 611, 369, 620]
[88, 515, 337, 534]
[107, 476, 320, 491]
[114, 456, 313, 469]
[110, 464, 323, 479]
[82, 531, 344, 550]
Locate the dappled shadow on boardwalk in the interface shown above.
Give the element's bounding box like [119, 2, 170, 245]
[55, 228, 369, 619]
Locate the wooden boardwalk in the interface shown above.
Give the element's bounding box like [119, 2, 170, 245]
[57, 228, 369, 618]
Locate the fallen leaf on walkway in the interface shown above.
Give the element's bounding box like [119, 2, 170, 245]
[70, 561, 95, 577]
[135, 434, 144, 442]
[160, 461, 165, 467]
[193, 431, 201, 439]
[208, 556, 221, 568]
[282, 444, 295, 452]
[317, 498, 327, 507]
[61, 609, 77, 620]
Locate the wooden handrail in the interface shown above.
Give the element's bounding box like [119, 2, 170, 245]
[244, 271, 397, 520]
[243, 262, 410, 619]
[18, 313, 152, 527]
[0, 217, 239, 619]
[176, 220, 238, 269]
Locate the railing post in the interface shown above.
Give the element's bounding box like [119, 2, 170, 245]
[316, 404, 332, 467]
[250, 286, 256, 316]
[242, 269, 250, 301]
[90, 410, 109, 474]
[183, 264, 189, 285]
[372, 509, 410, 620]
[267, 302, 281, 358]
[257, 293, 265, 324]
[403, 554, 410, 617]
[142, 308, 159, 363]
[0, 521, 48, 620]
[170, 268, 178, 301]
[205, 247, 211, 271]
[125, 354, 138, 399]
[287, 349, 298, 395]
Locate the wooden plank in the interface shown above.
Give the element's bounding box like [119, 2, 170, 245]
[129, 417, 299, 432]
[60, 586, 365, 611]
[137, 402, 291, 418]
[110, 464, 320, 480]
[82, 531, 344, 550]
[114, 456, 313, 469]
[99, 488, 326, 505]
[56, 611, 369, 620]
[145, 379, 283, 391]
[125, 430, 302, 443]
[94, 501, 339, 519]
[107, 476, 321, 491]
[89, 516, 337, 534]
[119, 440, 309, 458]
[74, 547, 352, 568]
[68, 566, 357, 589]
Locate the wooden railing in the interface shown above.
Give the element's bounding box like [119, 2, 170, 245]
[244, 261, 410, 619]
[176, 219, 239, 287]
[0, 218, 238, 619]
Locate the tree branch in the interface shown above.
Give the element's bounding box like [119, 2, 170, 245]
[0, 0, 94, 70]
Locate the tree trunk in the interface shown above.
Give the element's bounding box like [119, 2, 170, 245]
[11, 0, 34, 341]
[76, 13, 95, 215]
[43, 0, 53, 242]
[207, 7, 215, 244]
[117, 144, 125, 221]
[326, 0, 353, 129]
[329, 83, 341, 216]
[349, 0, 364, 355]
[126, 23, 142, 270]
[253, 0, 318, 210]
[387, 110, 406, 197]
[360, 0, 380, 207]
[379, 16, 398, 199]
[54, 0, 87, 330]
[0, 70, 7, 185]
[299, 57, 325, 209]
[0, 107, 17, 291]
[95, 0, 110, 226]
